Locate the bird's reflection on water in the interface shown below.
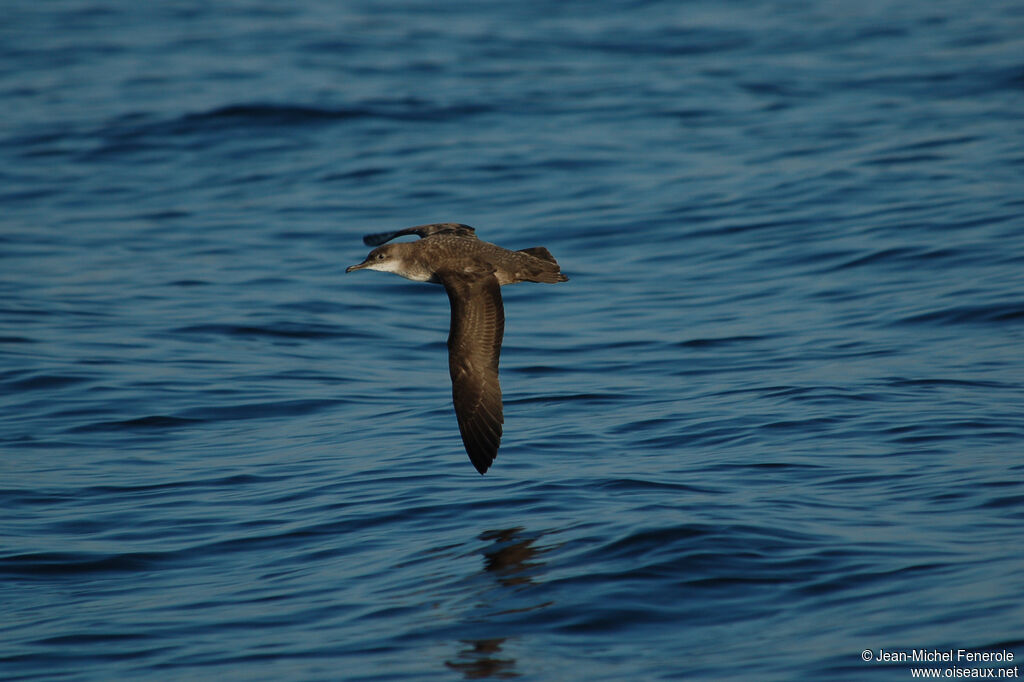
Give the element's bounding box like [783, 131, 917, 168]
[445, 638, 518, 679]
[479, 526, 548, 587]
[444, 527, 555, 678]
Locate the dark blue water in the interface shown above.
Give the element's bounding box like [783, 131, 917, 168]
[3, 1, 1024, 680]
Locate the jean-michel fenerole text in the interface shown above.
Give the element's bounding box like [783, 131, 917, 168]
[873, 649, 1015, 664]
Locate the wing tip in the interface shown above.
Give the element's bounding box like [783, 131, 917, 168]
[469, 447, 497, 474]
[461, 419, 501, 475]
[362, 232, 390, 246]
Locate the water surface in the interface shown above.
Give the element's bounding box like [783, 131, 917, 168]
[2, 1, 1024, 680]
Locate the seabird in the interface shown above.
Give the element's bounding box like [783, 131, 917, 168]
[346, 223, 568, 474]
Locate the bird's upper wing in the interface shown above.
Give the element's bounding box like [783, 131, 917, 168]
[436, 267, 504, 474]
[363, 223, 477, 247]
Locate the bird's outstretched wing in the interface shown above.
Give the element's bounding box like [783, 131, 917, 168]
[436, 267, 504, 474]
[363, 223, 477, 247]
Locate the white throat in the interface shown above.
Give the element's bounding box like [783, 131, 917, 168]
[369, 257, 432, 282]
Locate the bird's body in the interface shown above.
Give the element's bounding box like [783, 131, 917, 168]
[346, 223, 568, 474]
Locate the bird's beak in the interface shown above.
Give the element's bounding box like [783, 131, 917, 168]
[346, 259, 370, 273]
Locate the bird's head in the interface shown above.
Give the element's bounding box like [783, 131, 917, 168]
[346, 244, 405, 274]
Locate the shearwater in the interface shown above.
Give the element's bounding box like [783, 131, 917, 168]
[346, 223, 569, 474]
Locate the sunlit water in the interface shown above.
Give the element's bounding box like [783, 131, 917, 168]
[2, 1, 1023, 680]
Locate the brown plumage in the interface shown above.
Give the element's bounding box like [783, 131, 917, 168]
[346, 223, 568, 474]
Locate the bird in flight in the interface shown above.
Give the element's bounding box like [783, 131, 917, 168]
[347, 223, 568, 474]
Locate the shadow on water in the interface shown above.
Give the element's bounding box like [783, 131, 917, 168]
[444, 526, 554, 679]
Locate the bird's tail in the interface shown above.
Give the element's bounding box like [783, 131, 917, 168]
[518, 247, 569, 283]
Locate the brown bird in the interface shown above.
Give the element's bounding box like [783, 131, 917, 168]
[346, 223, 568, 474]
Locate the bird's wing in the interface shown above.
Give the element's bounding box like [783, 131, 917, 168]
[436, 267, 504, 474]
[363, 223, 477, 247]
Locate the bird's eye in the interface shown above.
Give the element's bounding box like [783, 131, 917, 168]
[376, 253, 384, 260]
